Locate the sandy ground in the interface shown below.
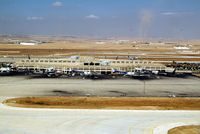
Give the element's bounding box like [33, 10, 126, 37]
[0, 39, 200, 61]
[4, 97, 200, 110]
[168, 125, 200, 134]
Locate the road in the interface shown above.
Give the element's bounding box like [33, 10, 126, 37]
[0, 76, 200, 134]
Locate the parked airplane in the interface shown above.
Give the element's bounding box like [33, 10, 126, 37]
[27, 67, 62, 77]
[138, 68, 188, 77]
[69, 69, 92, 76]
[135, 68, 159, 75]
[69, 69, 110, 79]
[134, 67, 187, 78]
[111, 68, 151, 79]
[157, 68, 188, 77]
[0, 67, 10, 74]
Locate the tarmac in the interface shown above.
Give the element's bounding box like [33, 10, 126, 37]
[0, 75, 200, 97]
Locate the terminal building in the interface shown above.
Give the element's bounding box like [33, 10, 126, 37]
[14, 56, 173, 75]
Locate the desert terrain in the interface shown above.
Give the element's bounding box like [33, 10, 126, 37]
[0, 35, 200, 62]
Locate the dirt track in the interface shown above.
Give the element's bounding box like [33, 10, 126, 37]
[4, 97, 200, 110]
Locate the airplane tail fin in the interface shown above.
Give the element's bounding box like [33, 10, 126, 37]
[172, 68, 176, 74]
[111, 68, 116, 73]
[135, 67, 142, 71]
[69, 68, 72, 72]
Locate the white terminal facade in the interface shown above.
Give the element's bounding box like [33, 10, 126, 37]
[14, 56, 173, 74]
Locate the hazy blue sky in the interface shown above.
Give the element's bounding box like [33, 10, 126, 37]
[0, 0, 200, 39]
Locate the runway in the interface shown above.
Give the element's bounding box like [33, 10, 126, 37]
[0, 97, 200, 134]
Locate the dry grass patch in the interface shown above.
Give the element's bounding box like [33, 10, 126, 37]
[168, 125, 200, 134]
[3, 97, 200, 110]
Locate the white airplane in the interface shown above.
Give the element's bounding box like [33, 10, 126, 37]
[0, 67, 10, 74]
[29, 67, 62, 77]
[111, 68, 152, 79]
[135, 67, 186, 77]
[69, 69, 108, 79]
[135, 68, 159, 75]
[69, 69, 92, 76]
[45, 67, 63, 77]
[111, 68, 136, 76]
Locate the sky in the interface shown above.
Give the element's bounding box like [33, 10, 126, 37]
[0, 0, 200, 39]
